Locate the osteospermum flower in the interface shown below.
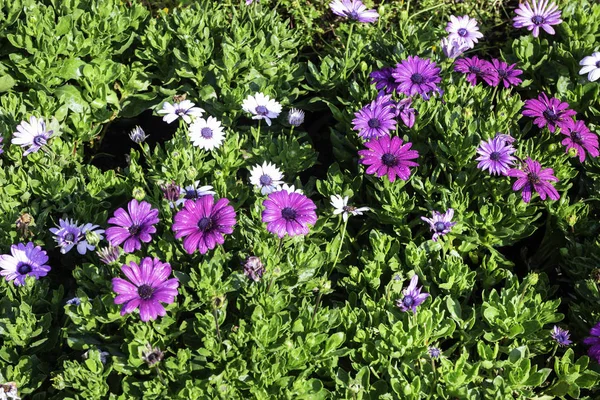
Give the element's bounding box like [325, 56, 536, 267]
[506, 158, 559, 203]
[489, 59, 523, 88]
[0, 242, 51, 286]
[421, 209, 456, 241]
[440, 37, 470, 59]
[475, 135, 517, 175]
[551, 326, 572, 347]
[129, 126, 148, 144]
[249, 161, 284, 195]
[395, 275, 429, 313]
[513, 0, 562, 38]
[162, 181, 182, 208]
[428, 347, 441, 359]
[358, 135, 419, 183]
[445, 15, 483, 48]
[241, 93, 282, 126]
[560, 119, 599, 163]
[49, 218, 83, 254]
[177, 182, 215, 207]
[370, 67, 399, 95]
[79, 223, 105, 254]
[352, 97, 397, 140]
[157, 100, 204, 124]
[288, 108, 305, 127]
[275, 183, 303, 194]
[0, 136, 4, 155]
[106, 199, 160, 253]
[579, 52, 600, 82]
[395, 98, 417, 128]
[262, 190, 317, 238]
[522, 93, 576, 133]
[96, 246, 121, 265]
[12, 116, 53, 156]
[584, 322, 600, 364]
[329, 0, 378, 23]
[244, 256, 265, 282]
[393, 56, 442, 100]
[454, 56, 495, 86]
[172, 196, 237, 255]
[189, 116, 225, 150]
[112, 257, 179, 322]
[330, 195, 370, 222]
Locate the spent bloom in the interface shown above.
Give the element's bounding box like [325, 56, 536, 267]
[189, 116, 225, 151]
[112, 257, 179, 322]
[288, 108, 305, 127]
[262, 190, 318, 238]
[358, 135, 419, 183]
[96, 246, 121, 265]
[12, 116, 53, 157]
[161, 181, 182, 208]
[352, 97, 397, 140]
[142, 344, 165, 367]
[0, 242, 51, 286]
[0, 382, 19, 400]
[177, 182, 215, 208]
[551, 326, 572, 347]
[129, 126, 148, 144]
[506, 158, 560, 203]
[249, 161, 284, 195]
[454, 56, 495, 86]
[241, 92, 282, 126]
[475, 135, 517, 175]
[172, 196, 237, 255]
[440, 37, 470, 59]
[329, 0, 378, 23]
[445, 15, 483, 48]
[244, 256, 265, 282]
[522, 93, 576, 133]
[106, 199, 159, 253]
[584, 322, 600, 364]
[370, 67, 399, 95]
[330, 195, 370, 222]
[395, 275, 429, 313]
[513, 0, 562, 38]
[395, 98, 417, 129]
[489, 59, 523, 88]
[560, 119, 599, 163]
[393, 56, 442, 100]
[421, 209, 456, 242]
[157, 100, 204, 124]
[49, 218, 82, 254]
[579, 52, 600, 82]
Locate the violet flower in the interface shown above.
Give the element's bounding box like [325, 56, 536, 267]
[421, 209, 456, 241]
[106, 199, 159, 253]
[358, 135, 419, 183]
[560, 119, 599, 163]
[522, 93, 576, 133]
[0, 242, 51, 286]
[395, 275, 429, 313]
[352, 97, 397, 140]
[475, 135, 517, 175]
[513, 0, 562, 38]
[506, 158, 559, 203]
[262, 190, 317, 238]
[393, 56, 442, 100]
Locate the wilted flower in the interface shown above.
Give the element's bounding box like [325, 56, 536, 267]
[395, 275, 429, 313]
[392, 56, 442, 100]
[513, 0, 562, 38]
[15, 213, 34, 238]
[249, 161, 284, 195]
[12, 116, 53, 156]
[579, 52, 600, 82]
[488, 59, 523, 88]
[329, 0, 378, 23]
[358, 135, 419, 183]
[0, 381, 19, 400]
[506, 158, 559, 203]
[421, 209, 456, 241]
[96, 246, 121, 265]
[330, 195, 370, 222]
[584, 322, 600, 364]
[551, 326, 572, 346]
[244, 256, 265, 282]
[66, 297, 81, 306]
[262, 190, 317, 238]
[475, 135, 517, 175]
[522, 93, 576, 133]
[288, 108, 305, 127]
[161, 181, 182, 207]
[129, 126, 148, 144]
[142, 343, 164, 367]
[445, 15, 483, 48]
[352, 97, 397, 140]
[454, 56, 495, 86]
[189, 116, 225, 151]
[241, 93, 282, 126]
[157, 100, 204, 124]
[395, 98, 417, 128]
[440, 37, 470, 59]
[0, 242, 51, 286]
[560, 119, 599, 162]
[106, 199, 159, 253]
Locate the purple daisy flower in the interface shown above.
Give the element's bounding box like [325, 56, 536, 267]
[560, 119, 599, 163]
[358, 135, 419, 183]
[488, 59, 523, 88]
[475, 135, 517, 175]
[445, 15, 483, 49]
[551, 325, 572, 347]
[12, 116, 54, 157]
[0, 242, 51, 286]
[428, 347, 441, 359]
[506, 158, 559, 203]
[112, 257, 179, 322]
[395, 275, 429, 313]
[49, 218, 83, 254]
[440, 37, 470, 59]
[370, 67, 399, 95]
[454, 56, 495, 86]
[262, 190, 317, 238]
[421, 209, 456, 241]
[106, 199, 159, 254]
[172, 196, 237, 255]
[352, 98, 397, 140]
[522, 93, 576, 133]
[513, 0, 562, 38]
[393, 56, 442, 100]
[329, 0, 378, 23]
[584, 322, 600, 364]
[396, 98, 417, 128]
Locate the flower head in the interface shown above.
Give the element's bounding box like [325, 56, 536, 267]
[454, 56, 495, 86]
[172, 196, 237, 255]
[513, 0, 562, 38]
[0, 381, 19, 400]
[329, 0, 378, 23]
[475, 135, 517, 175]
[352, 97, 397, 140]
[395, 275, 429, 313]
[275, 183, 303, 194]
[288, 108, 305, 127]
[392, 56, 442, 100]
[330, 195, 370, 222]
[579, 52, 600, 82]
[358, 135, 419, 183]
[112, 257, 179, 322]
[242, 93, 282, 126]
[560, 119, 599, 162]
[395, 98, 417, 128]
[49, 218, 82, 254]
[177, 182, 215, 208]
[506, 158, 559, 203]
[584, 322, 600, 364]
[428, 347, 441, 359]
[445, 15, 483, 48]
[262, 190, 317, 238]
[249, 161, 284, 195]
[105, 199, 159, 253]
[12, 116, 53, 156]
[421, 209, 456, 241]
[551, 326, 572, 346]
[189, 116, 225, 150]
[0, 136, 4, 155]
[66, 297, 81, 306]
[370, 67, 399, 95]
[129, 126, 148, 144]
[142, 343, 165, 366]
[79, 223, 105, 254]
[96, 246, 121, 265]
[522, 93, 576, 133]
[0, 242, 51, 286]
[244, 256, 265, 282]
[440, 37, 470, 59]
[489, 59, 523, 88]
[157, 100, 204, 124]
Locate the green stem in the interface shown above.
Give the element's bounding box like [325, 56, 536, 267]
[328, 218, 348, 277]
[312, 291, 322, 322]
[253, 120, 261, 146]
[342, 23, 354, 80]
[213, 308, 222, 345]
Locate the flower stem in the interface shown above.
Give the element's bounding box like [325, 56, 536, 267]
[312, 291, 322, 322]
[328, 218, 348, 277]
[155, 364, 167, 386]
[254, 120, 261, 146]
[213, 308, 222, 345]
[342, 23, 354, 80]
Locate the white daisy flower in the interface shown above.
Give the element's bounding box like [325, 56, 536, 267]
[129, 126, 148, 143]
[189, 116, 225, 150]
[79, 223, 105, 255]
[176, 182, 216, 207]
[330, 195, 370, 222]
[157, 100, 204, 124]
[241, 93, 282, 126]
[249, 162, 284, 195]
[275, 183, 303, 194]
[12, 116, 54, 157]
[579, 52, 600, 82]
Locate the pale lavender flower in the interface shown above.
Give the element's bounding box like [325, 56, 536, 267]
[445, 15, 483, 48]
[475, 135, 517, 175]
[242, 93, 282, 126]
[330, 0, 378, 23]
[513, 0, 562, 38]
[0, 242, 51, 286]
[579, 52, 600, 82]
[551, 325, 572, 346]
[421, 209, 456, 241]
[12, 116, 53, 156]
[157, 100, 204, 124]
[440, 37, 470, 59]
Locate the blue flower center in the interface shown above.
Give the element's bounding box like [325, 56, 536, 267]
[129, 224, 141, 236]
[368, 118, 380, 128]
[410, 73, 424, 84]
[381, 153, 398, 167]
[176, 108, 186, 115]
[255, 105, 268, 116]
[259, 174, 272, 186]
[497, 68, 507, 78]
[184, 189, 197, 199]
[197, 217, 213, 231]
[490, 151, 501, 161]
[457, 28, 468, 37]
[281, 207, 297, 221]
[527, 172, 541, 184]
[571, 131, 582, 142]
[346, 10, 359, 20]
[65, 233, 75, 243]
[543, 108, 559, 121]
[403, 296, 414, 307]
[17, 263, 32, 275]
[201, 127, 213, 139]
[531, 15, 544, 25]
[137, 284, 154, 300]
[596, 61, 600, 68]
[434, 222, 446, 232]
[469, 66, 481, 74]
[33, 135, 46, 146]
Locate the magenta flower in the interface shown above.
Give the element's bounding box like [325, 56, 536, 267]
[560, 119, 599, 163]
[506, 158, 559, 203]
[475, 135, 517, 175]
[522, 93, 576, 133]
[329, 0, 378, 23]
[392, 56, 442, 100]
[421, 209, 456, 241]
[489, 59, 523, 88]
[106, 199, 159, 253]
[172, 196, 236, 255]
[513, 0, 562, 38]
[454, 56, 495, 86]
[445, 15, 483, 48]
[0, 242, 51, 286]
[262, 190, 317, 238]
[358, 135, 419, 183]
[584, 322, 600, 364]
[396, 98, 416, 128]
[352, 97, 397, 140]
[395, 275, 429, 313]
[112, 257, 179, 322]
[370, 67, 399, 95]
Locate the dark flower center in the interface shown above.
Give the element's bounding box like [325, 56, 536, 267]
[497, 68, 507, 78]
[346, 10, 359, 20]
[469, 66, 481, 74]
[596, 61, 600, 68]
[65, 233, 75, 242]
[531, 15, 545, 25]
[457, 28, 468, 37]
[137, 284, 154, 300]
[129, 224, 141, 236]
[184, 189, 197, 199]
[571, 131, 582, 142]
[259, 174, 272, 186]
[201, 127, 213, 139]
[411, 73, 424, 84]
[33, 135, 47, 146]
[381, 153, 398, 167]
[434, 222, 446, 232]
[343, 205, 356, 213]
[489, 151, 501, 161]
[255, 105, 268, 116]
[197, 217, 213, 231]
[527, 172, 541, 184]
[281, 207, 297, 221]
[543, 108, 559, 121]
[368, 118, 380, 128]
[17, 263, 32, 275]
[403, 296, 414, 307]
[176, 108, 186, 115]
